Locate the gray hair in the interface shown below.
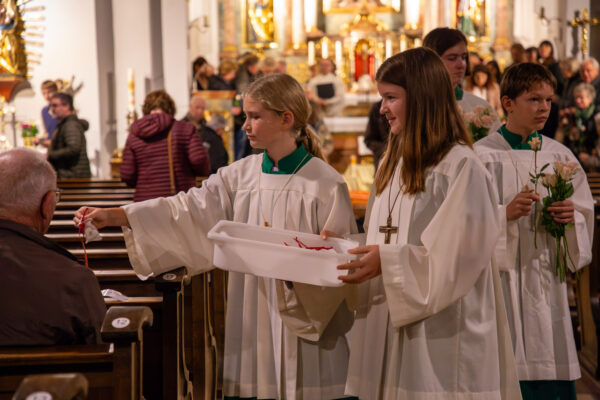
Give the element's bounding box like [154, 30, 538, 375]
[0, 148, 56, 217]
[582, 57, 599, 70]
[573, 82, 596, 100]
[559, 57, 580, 74]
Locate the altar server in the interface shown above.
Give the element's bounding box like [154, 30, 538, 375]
[75, 74, 358, 399]
[424, 27, 501, 136]
[474, 62, 594, 400]
[326, 47, 521, 399]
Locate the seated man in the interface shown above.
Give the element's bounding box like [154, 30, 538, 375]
[0, 149, 106, 346]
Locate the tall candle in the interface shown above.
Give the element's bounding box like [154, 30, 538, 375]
[385, 39, 392, 59]
[127, 68, 135, 113]
[308, 41, 315, 65]
[335, 41, 343, 74]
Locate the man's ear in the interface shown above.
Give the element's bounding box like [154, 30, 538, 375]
[40, 191, 56, 231]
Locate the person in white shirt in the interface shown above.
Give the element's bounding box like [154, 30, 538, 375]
[307, 58, 346, 117]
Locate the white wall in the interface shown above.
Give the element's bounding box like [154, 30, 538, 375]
[12, 0, 103, 175]
[161, 0, 189, 119]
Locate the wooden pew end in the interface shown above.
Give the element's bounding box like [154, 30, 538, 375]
[13, 373, 88, 400]
[101, 306, 153, 343]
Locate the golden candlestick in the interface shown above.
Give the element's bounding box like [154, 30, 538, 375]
[570, 9, 599, 55]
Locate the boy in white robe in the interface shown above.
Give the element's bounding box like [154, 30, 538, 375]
[75, 74, 358, 400]
[474, 62, 594, 400]
[324, 48, 521, 400]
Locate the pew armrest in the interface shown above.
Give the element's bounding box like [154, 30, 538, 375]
[101, 306, 153, 343]
[155, 266, 189, 292]
[13, 373, 88, 400]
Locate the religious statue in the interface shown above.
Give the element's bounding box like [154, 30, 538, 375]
[457, 0, 486, 40]
[0, 0, 23, 76]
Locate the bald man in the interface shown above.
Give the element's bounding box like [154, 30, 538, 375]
[0, 149, 105, 346]
[182, 94, 228, 174]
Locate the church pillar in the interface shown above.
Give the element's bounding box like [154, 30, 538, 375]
[491, 0, 511, 69]
[161, 0, 189, 118]
[94, 0, 117, 178]
[423, 0, 439, 38]
[219, 0, 238, 58]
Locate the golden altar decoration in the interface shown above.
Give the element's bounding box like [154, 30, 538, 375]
[242, 0, 277, 50]
[0, 0, 44, 100]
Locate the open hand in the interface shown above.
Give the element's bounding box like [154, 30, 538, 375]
[337, 245, 381, 284]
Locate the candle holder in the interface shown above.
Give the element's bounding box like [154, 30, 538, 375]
[126, 110, 138, 128]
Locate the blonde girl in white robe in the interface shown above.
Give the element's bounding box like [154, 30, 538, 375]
[323, 48, 521, 400]
[74, 74, 358, 399]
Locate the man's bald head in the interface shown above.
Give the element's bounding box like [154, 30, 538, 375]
[188, 95, 207, 123]
[0, 149, 57, 232]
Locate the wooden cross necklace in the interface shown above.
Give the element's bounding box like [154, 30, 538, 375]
[379, 167, 402, 244]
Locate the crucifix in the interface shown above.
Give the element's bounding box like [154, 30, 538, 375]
[379, 216, 398, 244]
[570, 8, 599, 55]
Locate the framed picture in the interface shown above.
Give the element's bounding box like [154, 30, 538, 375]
[242, 0, 277, 49]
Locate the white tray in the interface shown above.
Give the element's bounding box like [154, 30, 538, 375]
[207, 220, 357, 287]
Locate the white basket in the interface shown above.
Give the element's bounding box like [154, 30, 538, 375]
[207, 220, 358, 287]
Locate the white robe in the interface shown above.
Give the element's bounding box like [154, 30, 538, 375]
[121, 154, 358, 399]
[474, 132, 595, 381]
[346, 145, 521, 400]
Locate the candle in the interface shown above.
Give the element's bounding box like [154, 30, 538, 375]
[127, 68, 135, 113]
[385, 39, 392, 59]
[321, 40, 328, 59]
[335, 41, 343, 74]
[308, 41, 315, 65]
[400, 36, 407, 52]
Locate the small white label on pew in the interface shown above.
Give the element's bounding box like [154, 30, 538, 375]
[112, 317, 131, 328]
[26, 392, 53, 400]
[163, 273, 176, 281]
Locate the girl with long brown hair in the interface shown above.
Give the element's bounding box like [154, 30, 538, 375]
[74, 74, 358, 399]
[324, 47, 520, 399]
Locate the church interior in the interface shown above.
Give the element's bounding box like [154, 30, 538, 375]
[2, 0, 600, 398]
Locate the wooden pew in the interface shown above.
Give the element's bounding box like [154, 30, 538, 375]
[12, 373, 88, 400]
[0, 306, 153, 400]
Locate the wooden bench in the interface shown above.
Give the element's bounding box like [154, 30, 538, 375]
[12, 373, 88, 400]
[0, 306, 153, 400]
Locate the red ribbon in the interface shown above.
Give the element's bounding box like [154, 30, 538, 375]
[78, 209, 89, 268]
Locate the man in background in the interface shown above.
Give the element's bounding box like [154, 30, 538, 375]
[47, 92, 91, 178]
[183, 94, 228, 174]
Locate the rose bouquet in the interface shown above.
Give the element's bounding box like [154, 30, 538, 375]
[463, 105, 497, 142]
[540, 160, 580, 282]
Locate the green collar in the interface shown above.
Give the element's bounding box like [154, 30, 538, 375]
[262, 143, 312, 174]
[454, 86, 464, 101]
[499, 125, 542, 150]
[575, 104, 595, 120]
